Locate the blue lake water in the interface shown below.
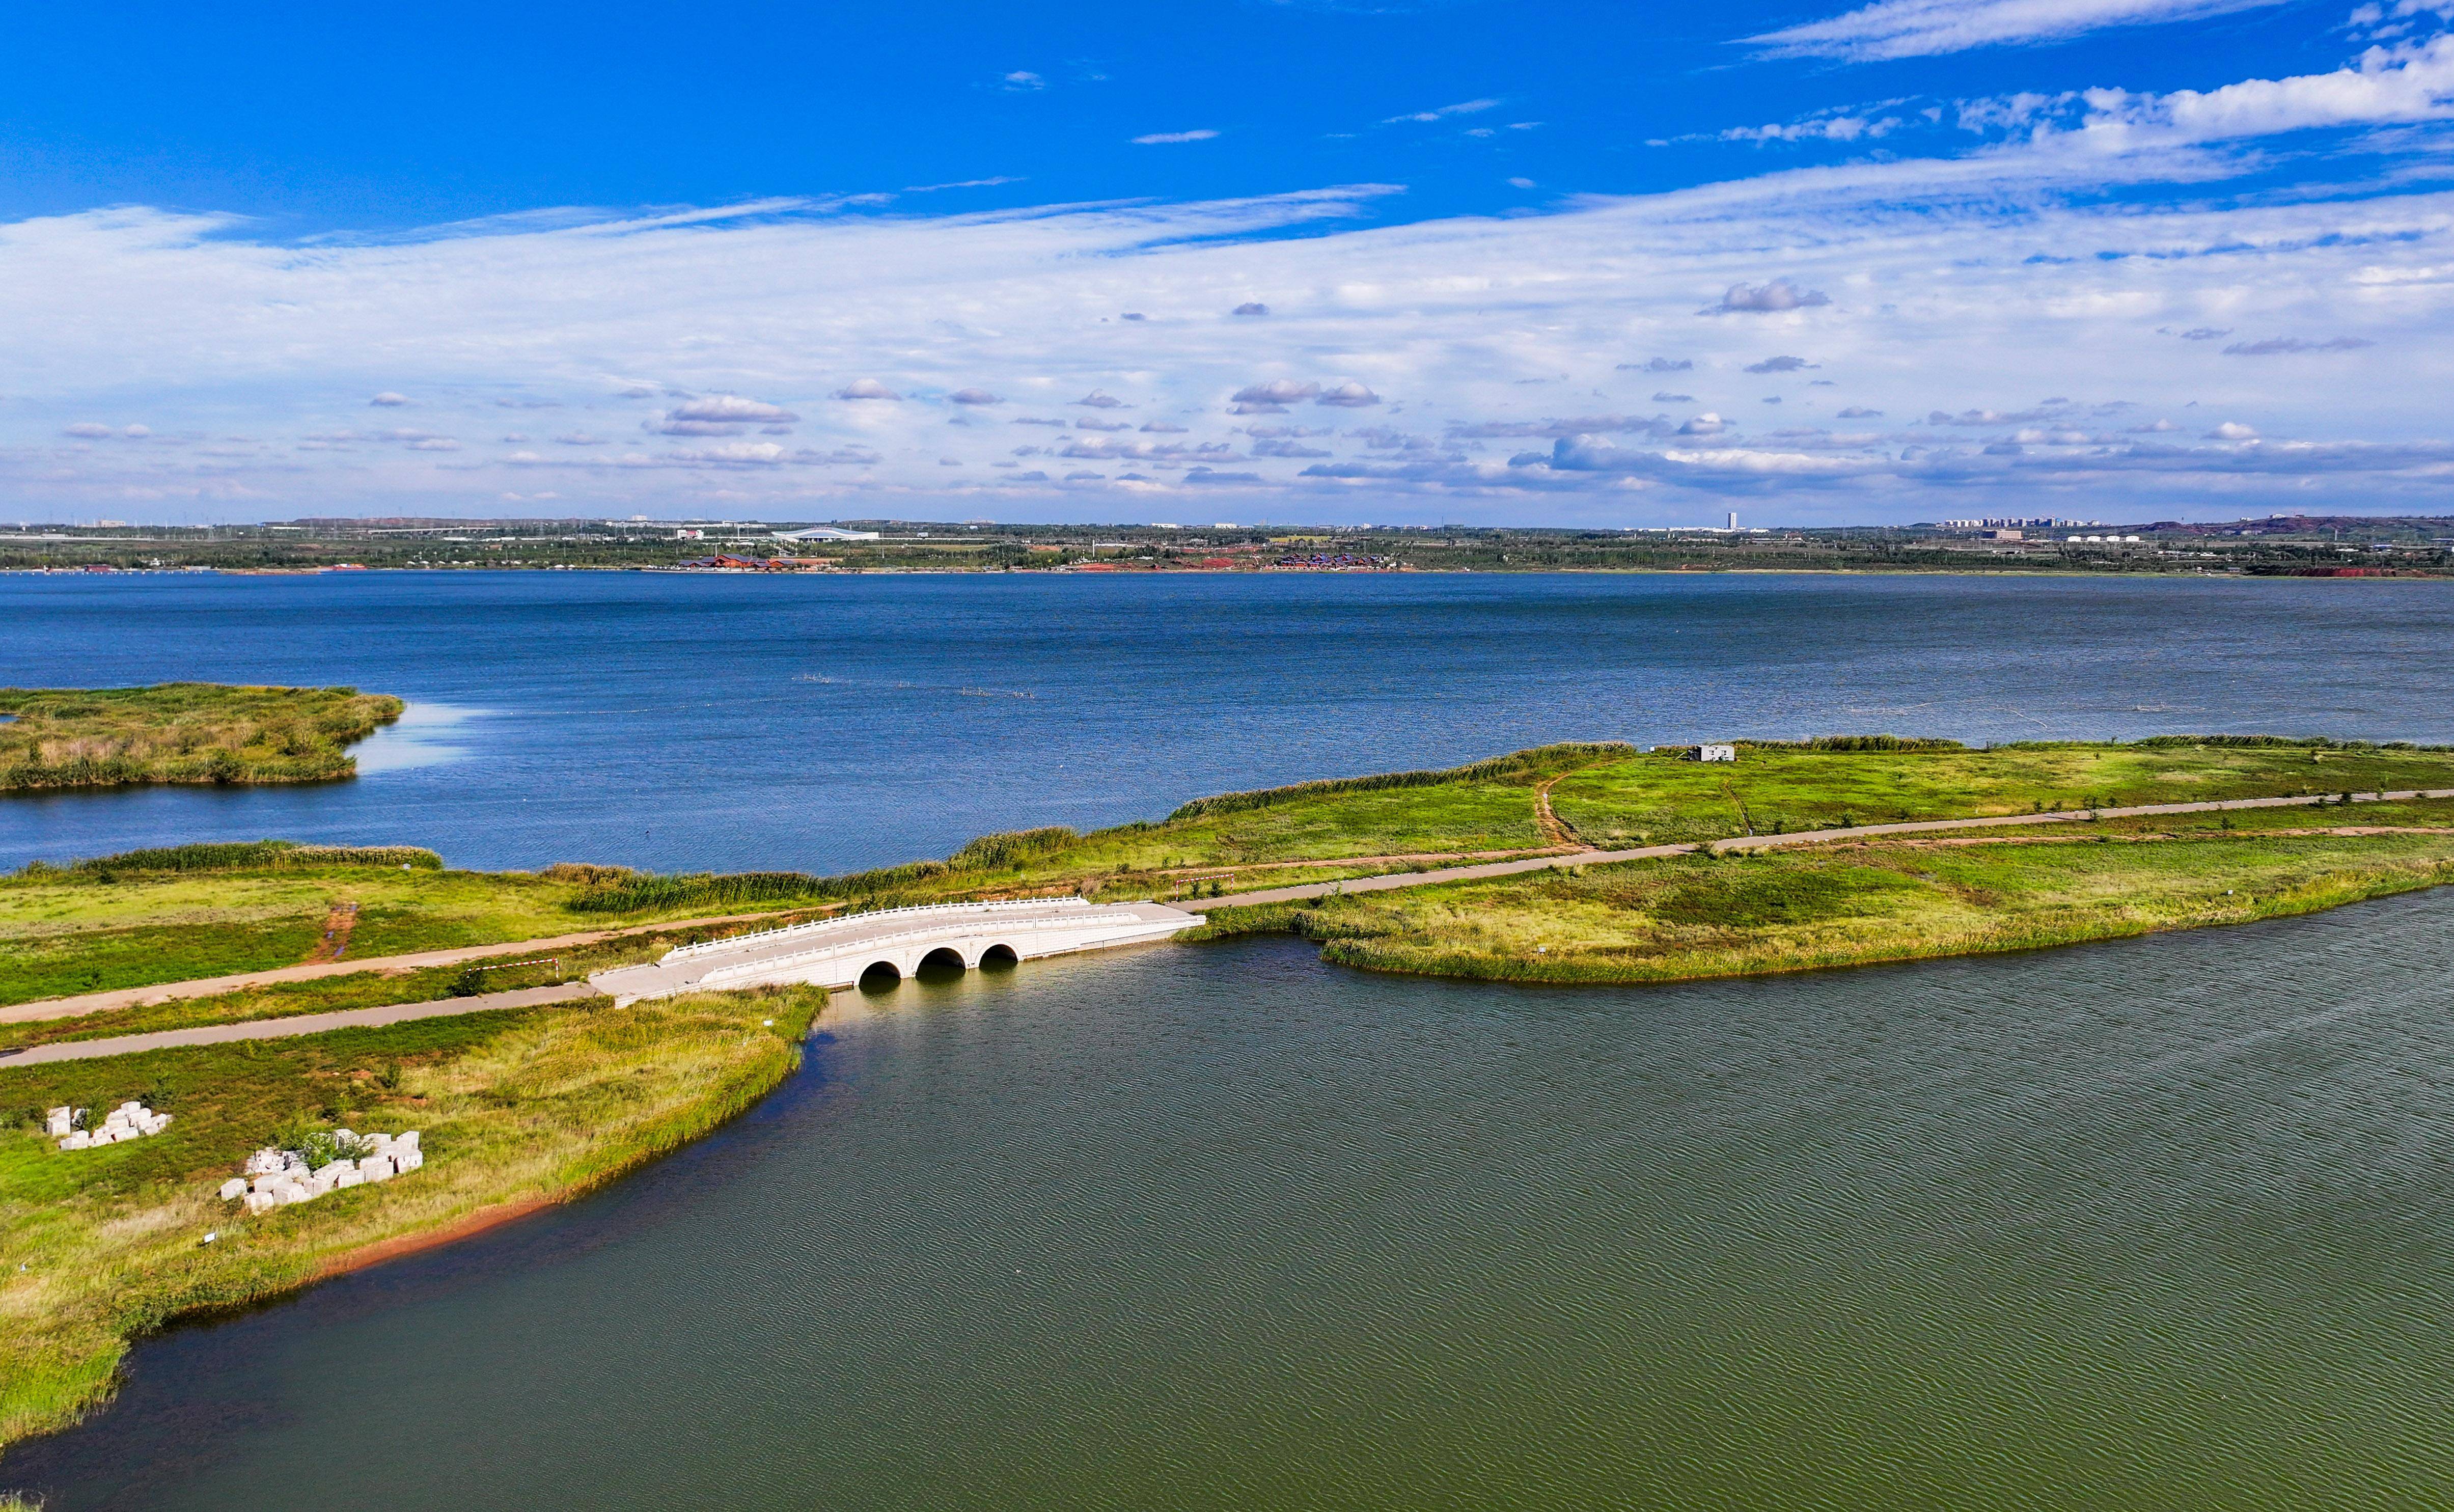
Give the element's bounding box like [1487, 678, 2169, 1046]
[5, 570, 2451, 872]
[9, 570, 2454, 1509]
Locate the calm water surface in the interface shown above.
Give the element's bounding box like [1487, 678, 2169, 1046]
[6, 572, 2454, 1507]
[5, 571, 2452, 872]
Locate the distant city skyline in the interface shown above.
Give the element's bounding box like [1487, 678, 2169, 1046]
[3, 0, 2449, 524]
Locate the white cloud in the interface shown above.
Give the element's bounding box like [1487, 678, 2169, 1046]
[1745, 0, 2288, 61]
[1003, 71, 1045, 91]
[2205, 420, 2259, 438]
[950, 388, 1003, 404]
[668, 395, 801, 424]
[1316, 380, 1382, 407]
[1384, 98, 1503, 125]
[1713, 280, 1831, 313]
[7, 106, 2454, 521]
[369, 391, 409, 406]
[1133, 129, 1219, 145]
[834, 378, 902, 400]
[61, 422, 113, 438]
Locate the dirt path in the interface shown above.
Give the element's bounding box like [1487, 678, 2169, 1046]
[0, 981, 603, 1065]
[304, 900, 361, 964]
[3, 910, 796, 1026]
[1534, 772, 1593, 850]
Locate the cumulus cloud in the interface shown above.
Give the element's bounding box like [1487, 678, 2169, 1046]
[1622, 358, 1693, 372]
[1253, 438, 1333, 457]
[369, 392, 409, 406]
[1232, 302, 1270, 316]
[1315, 380, 1382, 407]
[1003, 71, 1044, 91]
[1744, 0, 2290, 62]
[1133, 129, 1219, 145]
[1712, 280, 1831, 313]
[1183, 467, 1262, 483]
[1074, 391, 1129, 408]
[2222, 335, 2377, 353]
[1837, 405, 1886, 418]
[1745, 354, 1816, 372]
[2205, 420, 2259, 438]
[834, 379, 902, 400]
[1076, 417, 1132, 431]
[949, 388, 1003, 404]
[1653, 391, 1696, 402]
[1229, 378, 1319, 414]
[9, 124, 2454, 518]
[666, 395, 801, 425]
[1678, 413, 1732, 435]
[1140, 420, 1188, 432]
[554, 432, 610, 445]
[61, 422, 113, 438]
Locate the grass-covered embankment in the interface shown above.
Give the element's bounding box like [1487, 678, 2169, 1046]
[0, 684, 403, 791]
[0, 984, 821, 1456]
[0, 847, 793, 1008]
[1189, 821, 2454, 984]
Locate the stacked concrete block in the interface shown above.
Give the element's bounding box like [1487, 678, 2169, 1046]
[220, 1131, 426, 1212]
[56, 1099, 171, 1151]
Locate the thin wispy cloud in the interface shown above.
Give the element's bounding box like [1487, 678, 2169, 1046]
[1132, 129, 1220, 145]
[5, 40, 2452, 524]
[1382, 98, 1502, 124]
[1744, 0, 2290, 61]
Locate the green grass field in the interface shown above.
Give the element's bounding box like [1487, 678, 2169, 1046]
[0, 684, 403, 791]
[1548, 739, 2454, 846]
[0, 985, 820, 1457]
[1193, 824, 2454, 984]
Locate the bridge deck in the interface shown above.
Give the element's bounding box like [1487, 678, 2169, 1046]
[591, 897, 1204, 1003]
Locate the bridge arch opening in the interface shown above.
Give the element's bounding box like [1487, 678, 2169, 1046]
[977, 943, 1019, 971]
[857, 960, 902, 993]
[915, 946, 968, 982]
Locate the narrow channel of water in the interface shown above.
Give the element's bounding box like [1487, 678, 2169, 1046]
[18, 890, 2454, 1508]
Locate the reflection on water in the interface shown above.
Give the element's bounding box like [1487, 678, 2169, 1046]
[347, 701, 484, 774]
[16, 893, 2454, 1509]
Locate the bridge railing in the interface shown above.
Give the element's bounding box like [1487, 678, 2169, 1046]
[692, 909, 1132, 986]
[662, 896, 1093, 965]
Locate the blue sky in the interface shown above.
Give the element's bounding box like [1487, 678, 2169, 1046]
[4, 0, 2451, 524]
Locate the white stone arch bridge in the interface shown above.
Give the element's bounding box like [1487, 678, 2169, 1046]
[591, 898, 1205, 1005]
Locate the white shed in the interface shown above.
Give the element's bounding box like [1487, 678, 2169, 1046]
[1698, 744, 1737, 763]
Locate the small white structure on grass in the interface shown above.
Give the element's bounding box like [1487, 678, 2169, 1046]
[1697, 744, 1738, 763]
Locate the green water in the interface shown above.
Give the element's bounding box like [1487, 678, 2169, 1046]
[18, 893, 2454, 1508]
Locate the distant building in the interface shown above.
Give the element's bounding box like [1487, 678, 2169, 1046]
[1697, 744, 1736, 763]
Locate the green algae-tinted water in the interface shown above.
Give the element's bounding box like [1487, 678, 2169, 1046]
[18, 890, 2454, 1508]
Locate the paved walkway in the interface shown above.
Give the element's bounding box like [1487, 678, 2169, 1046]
[2, 909, 796, 1026]
[0, 982, 602, 1066]
[1189, 787, 2454, 908]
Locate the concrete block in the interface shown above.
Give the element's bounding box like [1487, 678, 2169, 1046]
[218, 1178, 247, 1201]
[397, 1131, 421, 1151]
[335, 1168, 364, 1189]
[362, 1158, 394, 1181]
[245, 1190, 278, 1215]
[395, 1147, 424, 1172]
[59, 1132, 91, 1151]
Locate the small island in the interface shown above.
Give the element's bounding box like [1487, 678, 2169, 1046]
[6, 733, 2454, 1459]
[0, 683, 403, 791]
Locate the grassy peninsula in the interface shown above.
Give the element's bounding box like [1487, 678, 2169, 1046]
[0, 985, 818, 1452]
[8, 733, 2454, 1472]
[0, 684, 403, 791]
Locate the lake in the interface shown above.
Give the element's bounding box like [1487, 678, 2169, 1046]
[7, 570, 2454, 1508]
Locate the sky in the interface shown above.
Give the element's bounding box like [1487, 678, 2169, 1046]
[3, 0, 2451, 526]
